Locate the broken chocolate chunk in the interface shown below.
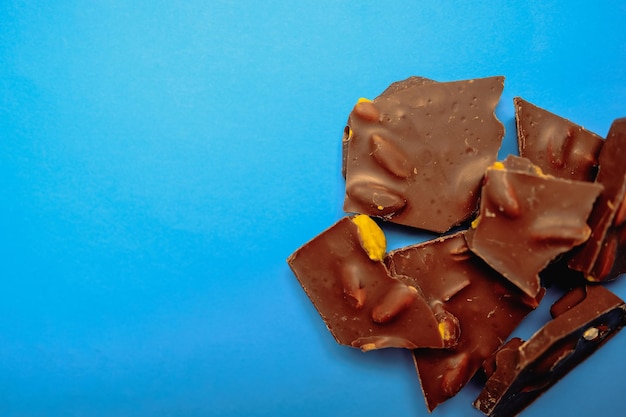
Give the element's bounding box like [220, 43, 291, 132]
[466, 156, 603, 298]
[287, 215, 453, 351]
[386, 231, 542, 411]
[474, 285, 626, 417]
[569, 118, 626, 282]
[386, 232, 472, 306]
[343, 76, 505, 233]
[515, 97, 604, 181]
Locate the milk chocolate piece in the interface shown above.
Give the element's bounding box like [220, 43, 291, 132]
[386, 231, 542, 411]
[515, 97, 604, 181]
[466, 156, 603, 298]
[343, 76, 505, 233]
[569, 118, 626, 282]
[287, 216, 453, 351]
[474, 285, 626, 417]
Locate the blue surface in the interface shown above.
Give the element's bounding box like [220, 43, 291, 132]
[1, 1, 626, 416]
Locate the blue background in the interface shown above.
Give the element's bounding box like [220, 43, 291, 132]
[2, 1, 626, 416]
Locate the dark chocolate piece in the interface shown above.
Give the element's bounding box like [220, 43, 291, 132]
[386, 231, 542, 411]
[466, 156, 603, 298]
[287, 215, 454, 351]
[569, 118, 626, 282]
[474, 285, 626, 417]
[515, 97, 604, 181]
[342, 76, 505, 233]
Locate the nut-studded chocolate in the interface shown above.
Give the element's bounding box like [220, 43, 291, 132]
[289, 74, 626, 417]
[343, 76, 505, 233]
[514, 97, 604, 181]
[287, 216, 456, 351]
[466, 156, 603, 298]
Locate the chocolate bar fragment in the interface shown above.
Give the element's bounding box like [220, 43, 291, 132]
[342, 76, 505, 233]
[515, 97, 604, 181]
[466, 156, 603, 298]
[569, 118, 626, 282]
[474, 285, 626, 417]
[386, 231, 542, 411]
[287, 215, 454, 351]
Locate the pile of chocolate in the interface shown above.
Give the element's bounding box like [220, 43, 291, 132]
[287, 76, 626, 417]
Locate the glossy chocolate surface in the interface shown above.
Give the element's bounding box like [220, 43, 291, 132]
[569, 118, 626, 282]
[287, 216, 451, 351]
[290, 75, 625, 416]
[386, 231, 541, 411]
[466, 156, 603, 298]
[474, 285, 626, 417]
[515, 97, 604, 181]
[342, 76, 505, 233]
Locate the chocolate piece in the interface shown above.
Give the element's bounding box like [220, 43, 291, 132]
[569, 118, 626, 282]
[287, 215, 454, 351]
[515, 97, 604, 181]
[466, 156, 603, 298]
[474, 285, 626, 417]
[343, 76, 505, 233]
[386, 231, 542, 411]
